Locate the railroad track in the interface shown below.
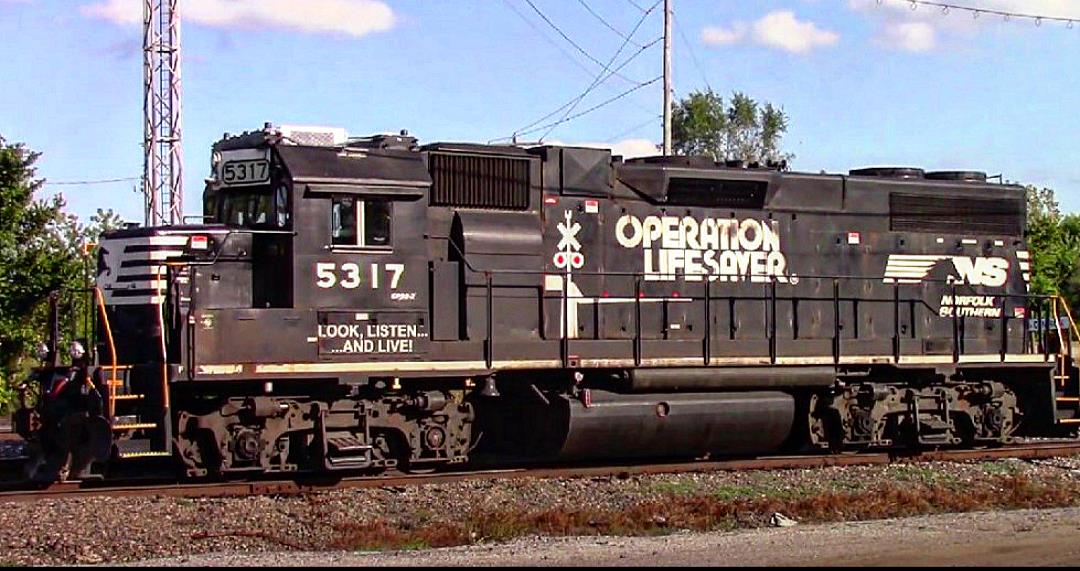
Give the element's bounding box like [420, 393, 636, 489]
[1, 440, 1078, 503]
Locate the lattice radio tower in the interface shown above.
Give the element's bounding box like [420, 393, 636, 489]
[143, 0, 183, 226]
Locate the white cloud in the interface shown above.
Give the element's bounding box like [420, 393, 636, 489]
[881, 21, 936, 52]
[701, 11, 839, 54]
[701, 23, 748, 47]
[81, 0, 395, 38]
[751, 11, 840, 54]
[80, 0, 137, 25]
[609, 138, 660, 159]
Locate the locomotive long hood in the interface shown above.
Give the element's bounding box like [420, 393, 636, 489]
[616, 160, 781, 204]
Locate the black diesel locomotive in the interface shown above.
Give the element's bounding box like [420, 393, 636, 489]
[15, 124, 1080, 480]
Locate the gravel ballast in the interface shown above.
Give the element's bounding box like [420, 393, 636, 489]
[124, 506, 1080, 567]
[1, 455, 1079, 566]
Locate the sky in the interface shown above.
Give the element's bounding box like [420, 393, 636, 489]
[1, 0, 1078, 224]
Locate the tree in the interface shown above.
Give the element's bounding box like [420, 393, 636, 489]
[1024, 186, 1080, 310]
[0, 135, 118, 413]
[671, 89, 792, 165]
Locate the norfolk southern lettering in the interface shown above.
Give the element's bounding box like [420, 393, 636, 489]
[615, 214, 794, 283]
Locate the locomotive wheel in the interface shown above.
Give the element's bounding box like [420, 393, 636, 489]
[23, 413, 110, 482]
[402, 464, 438, 475]
[23, 436, 72, 484]
[377, 430, 441, 475]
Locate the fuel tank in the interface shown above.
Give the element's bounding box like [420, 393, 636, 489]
[622, 367, 837, 392]
[483, 390, 795, 461]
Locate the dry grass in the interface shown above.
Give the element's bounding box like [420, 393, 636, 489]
[327, 475, 1080, 552]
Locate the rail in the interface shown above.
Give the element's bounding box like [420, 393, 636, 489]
[2, 440, 1080, 502]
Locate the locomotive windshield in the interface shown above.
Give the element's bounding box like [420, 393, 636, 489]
[214, 183, 290, 229]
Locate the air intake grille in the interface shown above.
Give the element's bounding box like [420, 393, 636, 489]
[890, 193, 1023, 236]
[430, 153, 530, 210]
[667, 178, 767, 208]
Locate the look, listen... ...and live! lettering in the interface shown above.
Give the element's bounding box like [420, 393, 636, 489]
[614, 214, 796, 283]
[318, 323, 423, 354]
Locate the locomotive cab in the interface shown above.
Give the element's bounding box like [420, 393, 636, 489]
[186, 128, 434, 370]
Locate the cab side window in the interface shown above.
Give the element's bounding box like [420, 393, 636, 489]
[364, 200, 392, 247]
[331, 196, 392, 248]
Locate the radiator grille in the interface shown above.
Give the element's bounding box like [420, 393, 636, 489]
[890, 193, 1023, 236]
[430, 153, 530, 210]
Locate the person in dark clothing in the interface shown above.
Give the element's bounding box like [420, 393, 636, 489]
[28, 341, 109, 482]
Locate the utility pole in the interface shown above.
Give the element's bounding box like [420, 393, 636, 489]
[662, 0, 673, 156]
[143, 0, 183, 226]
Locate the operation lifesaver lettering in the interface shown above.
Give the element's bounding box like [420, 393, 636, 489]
[615, 214, 795, 283]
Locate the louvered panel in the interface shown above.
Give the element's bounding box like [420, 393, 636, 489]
[430, 153, 530, 210]
[890, 193, 1023, 236]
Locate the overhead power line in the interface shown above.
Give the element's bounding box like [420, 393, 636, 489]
[671, 9, 711, 92]
[510, 75, 664, 140]
[533, 1, 662, 141]
[519, 0, 646, 86]
[503, 0, 656, 118]
[499, 0, 657, 118]
[512, 35, 662, 140]
[540, 35, 663, 141]
[575, 0, 644, 47]
[878, 0, 1079, 27]
[46, 177, 140, 186]
[606, 114, 663, 143]
[501, 0, 605, 79]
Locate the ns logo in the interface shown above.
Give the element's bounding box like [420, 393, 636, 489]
[949, 257, 1009, 287]
[883, 255, 1010, 287]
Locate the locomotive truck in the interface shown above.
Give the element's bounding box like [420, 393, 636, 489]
[14, 123, 1080, 481]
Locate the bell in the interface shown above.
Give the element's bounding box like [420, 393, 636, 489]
[479, 376, 500, 398]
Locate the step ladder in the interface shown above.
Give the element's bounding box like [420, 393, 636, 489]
[102, 365, 173, 460]
[94, 287, 173, 461]
[1050, 296, 1080, 427]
